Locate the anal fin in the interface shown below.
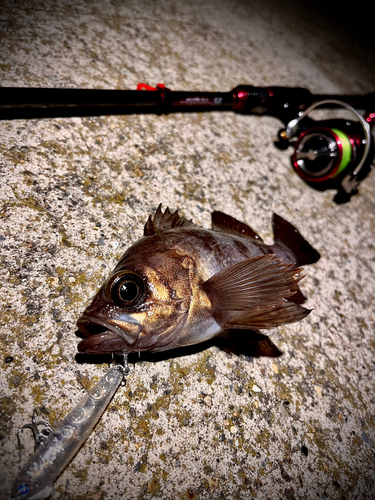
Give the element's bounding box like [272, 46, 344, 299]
[217, 329, 283, 358]
[289, 283, 307, 304]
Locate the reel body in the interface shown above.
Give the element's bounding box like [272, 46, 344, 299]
[276, 100, 374, 203]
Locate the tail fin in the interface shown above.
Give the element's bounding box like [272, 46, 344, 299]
[273, 213, 320, 266]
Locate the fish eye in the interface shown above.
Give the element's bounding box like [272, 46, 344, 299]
[105, 271, 145, 308]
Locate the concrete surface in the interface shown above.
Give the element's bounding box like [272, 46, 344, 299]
[1, 0, 375, 499]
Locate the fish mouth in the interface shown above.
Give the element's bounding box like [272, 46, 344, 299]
[77, 330, 129, 354]
[77, 314, 141, 348]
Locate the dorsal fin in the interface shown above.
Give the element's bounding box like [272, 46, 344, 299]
[272, 213, 320, 266]
[211, 211, 263, 242]
[144, 204, 198, 236]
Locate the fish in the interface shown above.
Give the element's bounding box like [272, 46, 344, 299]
[77, 205, 320, 355]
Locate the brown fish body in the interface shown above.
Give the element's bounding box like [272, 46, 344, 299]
[77, 206, 320, 355]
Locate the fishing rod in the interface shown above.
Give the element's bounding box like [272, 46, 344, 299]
[1, 83, 374, 121]
[1, 83, 375, 202]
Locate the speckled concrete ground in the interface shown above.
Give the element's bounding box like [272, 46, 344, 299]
[1, 0, 375, 499]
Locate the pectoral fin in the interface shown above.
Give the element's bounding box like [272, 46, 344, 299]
[202, 255, 310, 329]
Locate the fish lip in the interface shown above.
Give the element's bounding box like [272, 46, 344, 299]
[77, 330, 126, 354]
[77, 314, 140, 346]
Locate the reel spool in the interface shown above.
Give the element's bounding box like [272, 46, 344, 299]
[293, 126, 354, 182]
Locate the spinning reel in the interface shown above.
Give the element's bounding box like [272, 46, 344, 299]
[276, 100, 375, 203]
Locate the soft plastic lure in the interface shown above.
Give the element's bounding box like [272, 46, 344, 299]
[12, 364, 126, 500]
